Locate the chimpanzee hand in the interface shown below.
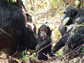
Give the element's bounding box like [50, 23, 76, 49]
[59, 24, 67, 36]
[43, 35, 49, 41]
[36, 44, 40, 50]
[59, 24, 66, 32]
[50, 49, 54, 56]
[26, 22, 34, 31]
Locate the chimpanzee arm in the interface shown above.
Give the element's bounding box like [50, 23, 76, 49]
[39, 38, 51, 48]
[59, 24, 66, 36]
[68, 27, 84, 48]
[52, 34, 69, 53]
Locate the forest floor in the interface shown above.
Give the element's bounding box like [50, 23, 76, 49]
[0, 0, 84, 63]
[0, 13, 84, 63]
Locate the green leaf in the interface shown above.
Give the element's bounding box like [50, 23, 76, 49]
[5, 0, 15, 3]
[82, 23, 84, 26]
[82, 47, 84, 52]
[22, 50, 26, 55]
[55, 29, 58, 32]
[16, 59, 19, 62]
[12, 0, 15, 3]
[55, 29, 59, 39]
[67, 26, 72, 32]
[57, 51, 63, 55]
[82, 47, 84, 56]
[32, 53, 36, 60]
[62, 17, 70, 25]
[75, 1, 80, 6]
[21, 56, 28, 61]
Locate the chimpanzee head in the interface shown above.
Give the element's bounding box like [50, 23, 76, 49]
[63, 16, 84, 54]
[38, 25, 51, 40]
[75, 16, 84, 24]
[61, 6, 79, 25]
[26, 12, 32, 22]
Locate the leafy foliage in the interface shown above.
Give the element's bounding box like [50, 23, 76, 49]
[55, 29, 59, 39]
[82, 47, 84, 56]
[75, 1, 80, 6]
[62, 17, 70, 25]
[57, 51, 63, 55]
[21, 50, 36, 61]
[22, 50, 27, 56]
[67, 26, 72, 31]
[12, 0, 15, 3]
[6, 0, 15, 3]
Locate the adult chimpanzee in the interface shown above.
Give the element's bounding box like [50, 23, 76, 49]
[22, 23, 36, 50]
[52, 16, 84, 59]
[22, 9, 36, 35]
[59, 6, 79, 36]
[22, 1, 36, 35]
[36, 24, 52, 60]
[0, 0, 36, 55]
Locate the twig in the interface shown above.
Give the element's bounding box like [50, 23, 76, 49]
[36, 33, 70, 54]
[43, 53, 54, 61]
[0, 28, 11, 37]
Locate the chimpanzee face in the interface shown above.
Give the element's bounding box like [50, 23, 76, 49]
[75, 16, 84, 24]
[38, 25, 51, 41]
[61, 6, 78, 25]
[75, 18, 81, 24]
[40, 28, 48, 38]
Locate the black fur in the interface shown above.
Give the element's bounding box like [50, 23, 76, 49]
[0, 0, 36, 55]
[36, 25, 52, 60]
[59, 6, 79, 36]
[52, 15, 84, 59]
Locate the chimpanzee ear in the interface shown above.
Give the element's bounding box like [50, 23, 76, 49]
[71, 8, 78, 14]
[71, 9, 75, 13]
[50, 30, 53, 33]
[37, 28, 39, 32]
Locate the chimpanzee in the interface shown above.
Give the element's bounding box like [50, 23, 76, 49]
[59, 6, 79, 36]
[22, 23, 36, 50]
[16, 0, 37, 50]
[0, 0, 36, 55]
[23, 11, 36, 35]
[36, 24, 52, 60]
[22, 1, 36, 35]
[52, 16, 84, 59]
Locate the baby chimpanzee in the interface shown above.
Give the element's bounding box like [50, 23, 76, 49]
[36, 24, 52, 60]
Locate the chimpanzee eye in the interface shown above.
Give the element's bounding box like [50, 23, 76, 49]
[44, 29, 48, 33]
[63, 11, 66, 14]
[75, 21, 81, 24]
[63, 11, 67, 14]
[40, 29, 43, 32]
